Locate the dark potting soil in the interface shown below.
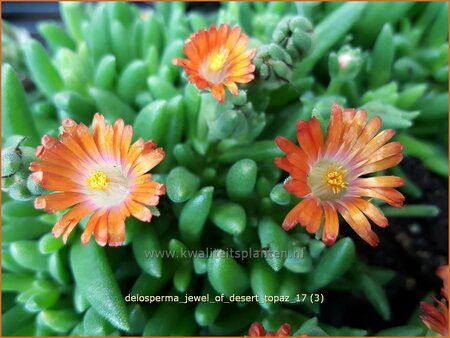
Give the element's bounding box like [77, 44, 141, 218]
[318, 156, 448, 334]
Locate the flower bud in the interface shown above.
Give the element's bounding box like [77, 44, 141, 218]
[292, 28, 313, 55]
[231, 90, 247, 107]
[2, 176, 15, 191]
[27, 174, 46, 195]
[273, 16, 314, 61]
[272, 60, 292, 82]
[9, 181, 33, 201]
[268, 43, 293, 65]
[337, 46, 363, 79]
[272, 30, 285, 45]
[285, 39, 299, 61]
[259, 63, 270, 80]
[1, 147, 22, 177]
[254, 44, 293, 89]
[329, 46, 363, 81]
[289, 16, 313, 32]
[19, 146, 38, 167]
[15, 164, 29, 181]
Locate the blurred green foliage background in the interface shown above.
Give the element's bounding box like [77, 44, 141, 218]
[1, 2, 448, 336]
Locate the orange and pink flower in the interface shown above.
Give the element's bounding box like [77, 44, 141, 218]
[420, 265, 449, 336]
[173, 23, 256, 103]
[30, 113, 165, 247]
[248, 322, 291, 336]
[275, 103, 405, 246]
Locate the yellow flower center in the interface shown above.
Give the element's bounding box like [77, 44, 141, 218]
[325, 170, 347, 194]
[209, 49, 229, 71]
[87, 171, 108, 190]
[307, 160, 348, 201]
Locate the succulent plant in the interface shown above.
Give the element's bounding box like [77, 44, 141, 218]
[2, 2, 448, 336]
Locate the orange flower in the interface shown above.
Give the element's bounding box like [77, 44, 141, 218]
[437, 265, 448, 299]
[248, 322, 291, 336]
[29, 113, 165, 247]
[275, 103, 405, 246]
[420, 266, 449, 336]
[173, 23, 256, 104]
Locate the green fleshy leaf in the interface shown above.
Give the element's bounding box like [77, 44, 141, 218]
[369, 24, 394, 88]
[38, 233, 64, 254]
[38, 309, 79, 333]
[295, 2, 367, 76]
[54, 90, 96, 124]
[94, 54, 117, 90]
[10, 240, 49, 271]
[207, 249, 249, 297]
[218, 141, 283, 164]
[359, 273, 391, 321]
[2, 304, 34, 336]
[250, 259, 279, 310]
[2, 64, 40, 144]
[258, 218, 289, 271]
[132, 225, 162, 278]
[375, 325, 424, 336]
[127, 304, 147, 335]
[89, 87, 135, 124]
[23, 40, 65, 97]
[147, 75, 179, 100]
[194, 284, 222, 327]
[210, 201, 247, 236]
[83, 307, 116, 336]
[293, 317, 329, 336]
[70, 240, 130, 331]
[3, 218, 51, 243]
[2, 273, 35, 292]
[179, 186, 214, 247]
[60, 2, 86, 42]
[166, 166, 200, 203]
[73, 287, 90, 313]
[143, 302, 188, 336]
[38, 22, 76, 52]
[306, 237, 356, 291]
[110, 21, 134, 71]
[117, 60, 147, 104]
[226, 159, 258, 201]
[48, 252, 71, 284]
[133, 100, 168, 144]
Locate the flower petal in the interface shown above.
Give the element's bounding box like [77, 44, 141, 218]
[107, 208, 126, 246]
[284, 179, 310, 197]
[81, 210, 105, 245]
[125, 199, 152, 222]
[92, 212, 108, 246]
[282, 198, 310, 231]
[52, 201, 96, 242]
[322, 204, 339, 246]
[351, 198, 388, 228]
[34, 192, 87, 213]
[131, 147, 165, 176]
[337, 201, 379, 246]
[211, 85, 226, 103]
[354, 187, 405, 208]
[354, 176, 404, 188]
